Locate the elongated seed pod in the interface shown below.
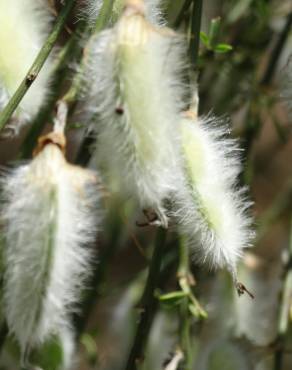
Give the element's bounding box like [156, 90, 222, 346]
[0, 0, 52, 133]
[0, 135, 100, 354]
[172, 114, 253, 278]
[83, 0, 185, 226]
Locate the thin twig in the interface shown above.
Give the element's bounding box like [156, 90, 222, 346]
[125, 228, 167, 370]
[19, 29, 83, 158]
[174, 0, 193, 28]
[0, 0, 76, 132]
[257, 178, 292, 242]
[189, 0, 203, 70]
[95, 0, 115, 32]
[74, 208, 123, 337]
[243, 11, 292, 156]
[261, 11, 292, 86]
[178, 239, 193, 370]
[0, 322, 8, 355]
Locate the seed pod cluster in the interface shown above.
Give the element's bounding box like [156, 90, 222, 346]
[0, 0, 253, 363]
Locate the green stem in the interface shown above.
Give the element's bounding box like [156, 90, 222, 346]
[243, 11, 292, 157]
[261, 11, 292, 86]
[0, 0, 76, 132]
[74, 207, 123, 337]
[19, 28, 81, 158]
[257, 178, 292, 242]
[125, 228, 167, 370]
[63, 0, 115, 105]
[178, 238, 193, 370]
[0, 322, 8, 355]
[274, 216, 292, 370]
[95, 0, 115, 32]
[189, 0, 203, 69]
[173, 0, 193, 28]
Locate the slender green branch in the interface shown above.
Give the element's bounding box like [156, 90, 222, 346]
[174, 0, 193, 28]
[261, 11, 292, 86]
[74, 207, 124, 337]
[95, 0, 115, 32]
[274, 216, 292, 370]
[257, 178, 292, 242]
[243, 11, 292, 157]
[67, 0, 115, 165]
[178, 238, 193, 370]
[0, 0, 76, 132]
[0, 322, 8, 355]
[125, 228, 167, 370]
[63, 0, 115, 106]
[19, 28, 82, 158]
[189, 0, 203, 69]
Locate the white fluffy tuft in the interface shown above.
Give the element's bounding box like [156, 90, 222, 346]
[0, 0, 52, 132]
[83, 7, 185, 226]
[172, 115, 253, 277]
[1, 144, 100, 353]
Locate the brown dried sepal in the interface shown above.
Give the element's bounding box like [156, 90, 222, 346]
[183, 110, 197, 121]
[33, 131, 66, 157]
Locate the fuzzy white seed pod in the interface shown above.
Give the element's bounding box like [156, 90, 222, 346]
[80, 0, 163, 27]
[83, 0, 185, 227]
[0, 0, 52, 133]
[0, 135, 100, 355]
[172, 114, 253, 277]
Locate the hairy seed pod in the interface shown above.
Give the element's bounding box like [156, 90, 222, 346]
[0, 0, 52, 134]
[83, 0, 185, 226]
[0, 134, 100, 354]
[172, 114, 253, 278]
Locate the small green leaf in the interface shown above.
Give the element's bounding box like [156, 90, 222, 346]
[214, 43, 233, 53]
[67, 122, 85, 130]
[200, 31, 210, 47]
[32, 336, 63, 370]
[81, 333, 98, 365]
[158, 291, 188, 307]
[188, 302, 208, 318]
[209, 17, 221, 48]
[188, 302, 200, 317]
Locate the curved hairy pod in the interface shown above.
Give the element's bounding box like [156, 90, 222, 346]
[0, 135, 100, 354]
[0, 0, 52, 133]
[173, 114, 253, 278]
[84, 0, 185, 226]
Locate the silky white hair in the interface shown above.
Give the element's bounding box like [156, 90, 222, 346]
[172, 115, 253, 278]
[0, 143, 100, 354]
[0, 0, 52, 133]
[82, 2, 185, 226]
